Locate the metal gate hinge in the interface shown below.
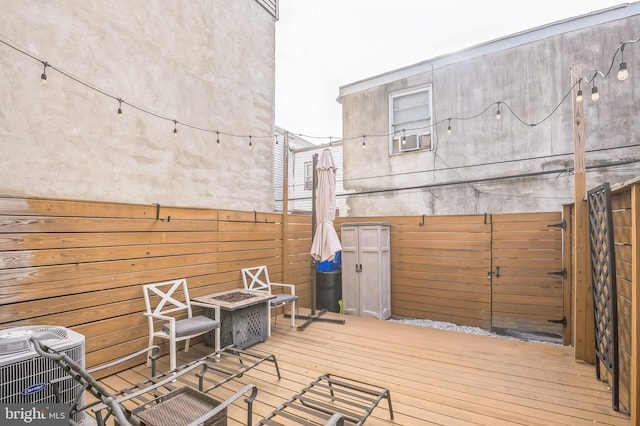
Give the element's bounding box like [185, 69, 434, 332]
[547, 220, 566, 230]
[548, 268, 567, 279]
[548, 316, 567, 328]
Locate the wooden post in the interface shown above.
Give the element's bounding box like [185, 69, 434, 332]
[631, 183, 639, 425]
[571, 65, 594, 363]
[562, 204, 573, 346]
[282, 131, 290, 283]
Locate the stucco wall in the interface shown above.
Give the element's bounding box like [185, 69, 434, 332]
[340, 12, 640, 216]
[0, 0, 277, 211]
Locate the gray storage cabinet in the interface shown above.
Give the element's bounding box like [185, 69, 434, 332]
[340, 222, 391, 319]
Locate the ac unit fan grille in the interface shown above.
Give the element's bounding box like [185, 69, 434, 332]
[0, 326, 85, 424]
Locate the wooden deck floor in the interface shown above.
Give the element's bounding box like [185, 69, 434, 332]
[104, 311, 629, 425]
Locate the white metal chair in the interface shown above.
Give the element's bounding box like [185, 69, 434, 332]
[241, 265, 298, 336]
[143, 278, 220, 371]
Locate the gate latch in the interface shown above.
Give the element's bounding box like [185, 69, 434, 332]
[548, 268, 567, 279]
[547, 220, 566, 230]
[548, 316, 567, 328]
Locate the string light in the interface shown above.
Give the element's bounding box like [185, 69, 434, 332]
[618, 44, 628, 81]
[576, 80, 583, 103]
[591, 82, 600, 102]
[0, 34, 637, 147]
[401, 129, 407, 145]
[173, 120, 178, 136]
[362, 135, 366, 149]
[40, 61, 48, 85]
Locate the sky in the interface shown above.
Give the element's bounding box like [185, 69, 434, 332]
[274, 0, 626, 143]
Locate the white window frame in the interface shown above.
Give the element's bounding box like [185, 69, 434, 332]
[388, 86, 433, 155]
[304, 161, 313, 190]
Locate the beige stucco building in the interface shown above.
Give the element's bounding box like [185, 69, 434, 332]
[338, 3, 640, 216]
[1, 0, 278, 211]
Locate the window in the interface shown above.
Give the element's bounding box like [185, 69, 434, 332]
[304, 161, 313, 190]
[389, 87, 432, 154]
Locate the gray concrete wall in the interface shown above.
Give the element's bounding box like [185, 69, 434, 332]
[0, 0, 277, 211]
[340, 13, 640, 216]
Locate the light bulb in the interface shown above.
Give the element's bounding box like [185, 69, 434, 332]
[401, 130, 406, 145]
[591, 86, 599, 102]
[447, 125, 452, 135]
[40, 62, 48, 85]
[617, 61, 628, 81]
[496, 108, 501, 120]
[576, 89, 583, 103]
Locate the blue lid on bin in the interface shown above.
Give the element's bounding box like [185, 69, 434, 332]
[317, 251, 341, 271]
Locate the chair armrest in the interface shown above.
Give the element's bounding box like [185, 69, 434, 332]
[143, 312, 175, 322]
[187, 384, 258, 426]
[144, 312, 176, 337]
[191, 302, 220, 321]
[113, 361, 209, 405]
[325, 413, 345, 426]
[270, 283, 296, 295]
[51, 346, 162, 388]
[87, 346, 161, 374]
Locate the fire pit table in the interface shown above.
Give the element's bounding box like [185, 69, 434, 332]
[193, 289, 275, 348]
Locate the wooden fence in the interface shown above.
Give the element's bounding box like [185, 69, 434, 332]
[564, 178, 639, 419]
[0, 194, 636, 421]
[0, 197, 311, 376]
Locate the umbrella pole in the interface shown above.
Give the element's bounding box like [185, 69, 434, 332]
[293, 153, 345, 331]
[311, 153, 317, 316]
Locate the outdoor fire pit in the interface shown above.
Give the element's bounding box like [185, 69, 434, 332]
[210, 291, 257, 304]
[193, 289, 275, 348]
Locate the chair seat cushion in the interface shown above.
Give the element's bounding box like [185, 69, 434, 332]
[163, 315, 220, 338]
[270, 294, 299, 307]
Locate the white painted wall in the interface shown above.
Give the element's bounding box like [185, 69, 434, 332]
[0, 0, 277, 211]
[339, 5, 640, 216]
[289, 140, 349, 217]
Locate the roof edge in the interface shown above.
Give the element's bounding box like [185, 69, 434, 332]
[337, 2, 637, 103]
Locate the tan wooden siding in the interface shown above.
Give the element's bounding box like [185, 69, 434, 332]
[0, 196, 312, 375]
[565, 180, 639, 421]
[490, 212, 564, 336]
[1, 194, 635, 418]
[338, 215, 492, 329]
[612, 189, 633, 414]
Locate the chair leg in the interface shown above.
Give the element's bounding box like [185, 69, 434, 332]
[184, 337, 191, 353]
[267, 305, 272, 337]
[290, 301, 296, 327]
[170, 336, 177, 371]
[147, 333, 155, 367]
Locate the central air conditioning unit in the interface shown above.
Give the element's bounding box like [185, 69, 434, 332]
[0, 325, 86, 424]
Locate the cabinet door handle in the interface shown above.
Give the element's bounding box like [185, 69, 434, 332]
[355, 264, 362, 272]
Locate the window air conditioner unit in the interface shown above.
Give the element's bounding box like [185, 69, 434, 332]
[0, 326, 86, 424]
[396, 134, 420, 152]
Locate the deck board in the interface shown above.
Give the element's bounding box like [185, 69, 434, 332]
[104, 311, 629, 425]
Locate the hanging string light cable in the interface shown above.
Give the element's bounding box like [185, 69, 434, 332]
[0, 36, 273, 142]
[0, 34, 638, 145]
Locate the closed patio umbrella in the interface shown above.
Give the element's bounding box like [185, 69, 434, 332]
[296, 149, 345, 330]
[310, 149, 342, 261]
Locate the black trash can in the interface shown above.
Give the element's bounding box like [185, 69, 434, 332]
[316, 270, 342, 313]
